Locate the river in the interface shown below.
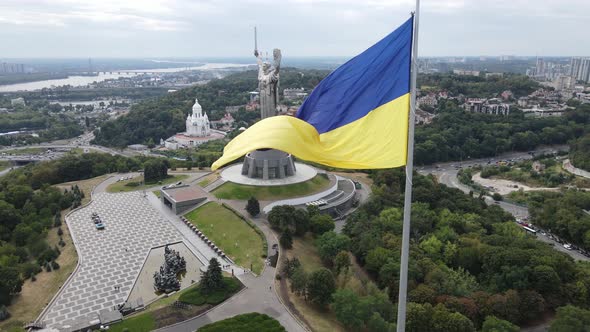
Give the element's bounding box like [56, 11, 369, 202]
[0, 63, 253, 92]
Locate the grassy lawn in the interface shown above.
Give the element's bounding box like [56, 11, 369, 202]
[178, 277, 242, 305]
[0, 175, 111, 330]
[199, 313, 286, 332]
[212, 174, 331, 200]
[107, 174, 188, 193]
[185, 202, 264, 274]
[109, 314, 156, 332]
[288, 234, 323, 271]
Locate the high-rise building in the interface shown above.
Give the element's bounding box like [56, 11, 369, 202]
[0, 62, 25, 74]
[535, 58, 545, 76]
[570, 57, 590, 83]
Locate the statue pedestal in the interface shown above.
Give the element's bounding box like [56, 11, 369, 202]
[241, 149, 296, 180]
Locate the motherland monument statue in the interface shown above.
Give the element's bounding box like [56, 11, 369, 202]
[254, 27, 281, 119]
[239, 27, 296, 180]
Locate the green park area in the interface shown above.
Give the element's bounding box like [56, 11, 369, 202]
[212, 174, 331, 200]
[185, 202, 265, 274]
[106, 174, 188, 193]
[109, 277, 242, 331]
[199, 313, 286, 332]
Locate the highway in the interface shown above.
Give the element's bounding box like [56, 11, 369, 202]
[418, 145, 590, 262]
[0, 132, 137, 162]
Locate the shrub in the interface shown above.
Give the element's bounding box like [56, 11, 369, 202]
[179, 277, 242, 306]
[199, 313, 286, 332]
[492, 193, 503, 201]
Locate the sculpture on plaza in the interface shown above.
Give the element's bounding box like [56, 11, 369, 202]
[153, 245, 186, 293]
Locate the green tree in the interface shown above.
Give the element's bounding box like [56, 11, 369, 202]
[268, 205, 309, 235]
[333, 251, 351, 274]
[532, 265, 561, 295]
[332, 289, 366, 330]
[246, 197, 260, 217]
[0, 266, 23, 305]
[481, 316, 519, 332]
[367, 312, 394, 332]
[406, 302, 434, 332]
[201, 258, 223, 294]
[550, 305, 590, 332]
[307, 268, 335, 307]
[365, 247, 393, 275]
[315, 232, 351, 265]
[309, 214, 335, 234]
[420, 235, 444, 261]
[280, 228, 293, 249]
[290, 266, 308, 298]
[432, 303, 475, 332]
[409, 284, 436, 304]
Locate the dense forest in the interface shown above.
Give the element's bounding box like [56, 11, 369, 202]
[340, 169, 590, 330]
[522, 190, 590, 251]
[417, 73, 540, 98]
[272, 167, 590, 331]
[414, 103, 590, 165]
[0, 99, 83, 146]
[91, 68, 330, 148]
[570, 133, 590, 171]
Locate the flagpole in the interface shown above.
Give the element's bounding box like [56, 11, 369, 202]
[396, 0, 419, 331]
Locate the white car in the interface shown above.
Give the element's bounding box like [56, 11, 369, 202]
[564, 244, 573, 250]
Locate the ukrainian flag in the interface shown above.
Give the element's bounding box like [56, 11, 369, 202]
[212, 17, 413, 170]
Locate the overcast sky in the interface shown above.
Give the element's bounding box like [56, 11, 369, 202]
[1, 0, 589, 58]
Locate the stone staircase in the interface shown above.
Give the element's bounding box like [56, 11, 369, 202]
[204, 177, 227, 192]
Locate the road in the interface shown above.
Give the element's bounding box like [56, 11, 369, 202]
[419, 145, 589, 262]
[0, 132, 144, 163]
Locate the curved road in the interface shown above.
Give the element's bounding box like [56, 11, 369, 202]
[419, 145, 590, 262]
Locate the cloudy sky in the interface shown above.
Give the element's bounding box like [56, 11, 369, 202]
[0, 0, 589, 58]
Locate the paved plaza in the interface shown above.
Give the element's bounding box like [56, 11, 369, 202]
[40, 192, 183, 330]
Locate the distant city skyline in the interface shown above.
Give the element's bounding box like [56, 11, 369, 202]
[0, 0, 589, 58]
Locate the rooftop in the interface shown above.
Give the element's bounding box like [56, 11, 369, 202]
[162, 185, 207, 203]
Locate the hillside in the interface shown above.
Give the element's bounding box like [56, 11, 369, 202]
[92, 68, 329, 148]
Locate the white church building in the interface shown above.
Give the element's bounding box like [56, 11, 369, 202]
[162, 98, 225, 150]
